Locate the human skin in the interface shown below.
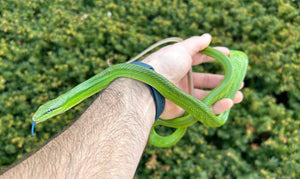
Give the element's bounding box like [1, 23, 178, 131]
[1, 34, 243, 178]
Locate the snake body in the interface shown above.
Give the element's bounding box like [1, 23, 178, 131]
[32, 38, 248, 147]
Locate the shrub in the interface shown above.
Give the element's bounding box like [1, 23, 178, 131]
[0, 0, 299, 178]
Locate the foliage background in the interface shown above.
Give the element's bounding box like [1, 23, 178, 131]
[0, 0, 299, 178]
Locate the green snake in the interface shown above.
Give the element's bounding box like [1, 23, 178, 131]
[31, 37, 248, 147]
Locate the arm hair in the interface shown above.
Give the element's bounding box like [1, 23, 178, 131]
[1, 78, 155, 178]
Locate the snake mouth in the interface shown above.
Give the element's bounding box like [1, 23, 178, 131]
[32, 114, 39, 122]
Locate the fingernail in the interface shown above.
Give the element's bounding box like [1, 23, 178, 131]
[224, 47, 230, 55]
[240, 82, 244, 89]
[202, 33, 211, 38]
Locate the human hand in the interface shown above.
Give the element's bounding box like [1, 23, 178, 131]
[142, 34, 243, 119]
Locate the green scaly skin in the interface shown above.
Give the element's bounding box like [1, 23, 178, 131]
[32, 40, 248, 148]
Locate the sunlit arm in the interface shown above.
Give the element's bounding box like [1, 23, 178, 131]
[1, 78, 155, 178]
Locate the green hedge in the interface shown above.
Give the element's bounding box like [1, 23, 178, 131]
[0, 0, 299, 178]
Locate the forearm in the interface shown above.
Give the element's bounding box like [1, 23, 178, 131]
[2, 78, 155, 178]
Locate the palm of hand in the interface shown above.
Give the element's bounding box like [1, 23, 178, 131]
[142, 35, 242, 119]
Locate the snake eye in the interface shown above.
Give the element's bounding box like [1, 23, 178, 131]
[46, 108, 52, 114]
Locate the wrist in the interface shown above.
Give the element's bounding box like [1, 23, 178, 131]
[104, 77, 156, 124]
[74, 77, 156, 140]
[131, 62, 165, 120]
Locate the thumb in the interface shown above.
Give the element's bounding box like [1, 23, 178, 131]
[179, 34, 212, 56]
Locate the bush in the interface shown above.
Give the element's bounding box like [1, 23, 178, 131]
[0, 0, 299, 178]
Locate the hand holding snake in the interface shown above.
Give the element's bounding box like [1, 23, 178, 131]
[32, 34, 248, 147]
[141, 34, 243, 120]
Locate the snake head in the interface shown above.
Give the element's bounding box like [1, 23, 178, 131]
[32, 97, 66, 123]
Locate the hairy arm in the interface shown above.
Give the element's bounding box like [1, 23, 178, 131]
[2, 34, 243, 178]
[2, 78, 155, 178]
